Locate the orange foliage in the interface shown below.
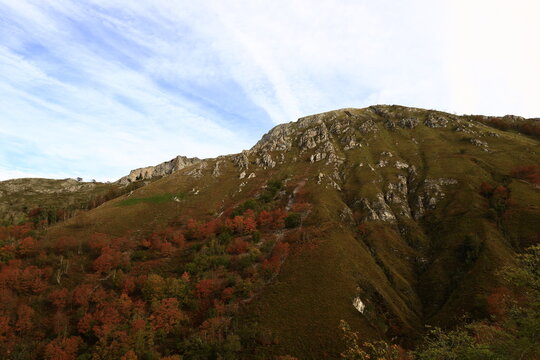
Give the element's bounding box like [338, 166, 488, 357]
[18, 236, 39, 256]
[73, 284, 93, 308]
[257, 210, 273, 229]
[48, 288, 70, 309]
[44, 336, 81, 360]
[150, 298, 184, 334]
[511, 165, 540, 185]
[196, 278, 221, 299]
[15, 304, 34, 333]
[227, 238, 249, 255]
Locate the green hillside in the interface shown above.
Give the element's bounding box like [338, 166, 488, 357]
[1, 105, 539, 359]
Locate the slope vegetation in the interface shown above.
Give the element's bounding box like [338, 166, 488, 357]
[1, 105, 539, 359]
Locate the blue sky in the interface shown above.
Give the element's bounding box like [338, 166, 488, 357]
[1, 0, 539, 181]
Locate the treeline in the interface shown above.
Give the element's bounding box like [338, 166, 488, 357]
[470, 114, 540, 139]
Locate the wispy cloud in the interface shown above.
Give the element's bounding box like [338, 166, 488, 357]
[0, 0, 538, 181]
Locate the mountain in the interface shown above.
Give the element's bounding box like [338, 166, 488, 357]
[1, 105, 539, 359]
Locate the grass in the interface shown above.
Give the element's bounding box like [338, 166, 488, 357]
[117, 193, 185, 206]
[35, 105, 540, 359]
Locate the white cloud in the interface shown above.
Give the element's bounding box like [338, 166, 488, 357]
[0, 0, 539, 181]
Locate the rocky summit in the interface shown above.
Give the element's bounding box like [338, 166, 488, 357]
[1, 105, 539, 359]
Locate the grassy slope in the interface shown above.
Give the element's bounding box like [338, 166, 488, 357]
[0, 178, 118, 224]
[44, 106, 540, 359]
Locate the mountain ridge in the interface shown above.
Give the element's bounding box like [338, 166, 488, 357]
[1, 105, 539, 359]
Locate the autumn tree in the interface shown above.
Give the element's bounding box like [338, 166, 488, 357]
[150, 298, 184, 334]
[44, 336, 81, 360]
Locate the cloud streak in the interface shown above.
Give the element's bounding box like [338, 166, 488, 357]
[0, 0, 538, 181]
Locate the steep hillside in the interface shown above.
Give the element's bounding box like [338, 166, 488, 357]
[1, 105, 539, 359]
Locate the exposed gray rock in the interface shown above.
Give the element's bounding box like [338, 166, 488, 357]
[395, 161, 409, 169]
[232, 151, 250, 169]
[424, 114, 449, 128]
[385, 175, 411, 217]
[398, 117, 419, 128]
[256, 153, 276, 169]
[186, 162, 207, 178]
[412, 178, 458, 219]
[299, 123, 330, 150]
[360, 193, 396, 222]
[212, 160, 224, 177]
[342, 135, 361, 150]
[118, 155, 200, 184]
[358, 119, 378, 133]
[470, 138, 489, 150]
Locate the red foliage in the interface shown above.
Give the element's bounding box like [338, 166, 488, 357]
[227, 238, 250, 255]
[9, 222, 34, 239]
[15, 304, 34, 333]
[0, 227, 8, 242]
[44, 336, 81, 360]
[89, 233, 110, 252]
[52, 310, 70, 335]
[150, 298, 183, 334]
[257, 210, 273, 229]
[221, 287, 234, 301]
[487, 287, 511, 318]
[511, 165, 540, 185]
[160, 242, 175, 256]
[122, 276, 136, 294]
[291, 202, 310, 213]
[93, 246, 126, 274]
[18, 236, 39, 256]
[196, 278, 221, 299]
[0, 315, 12, 343]
[233, 216, 245, 234]
[186, 218, 200, 239]
[15, 265, 49, 294]
[121, 350, 139, 360]
[49, 288, 71, 309]
[262, 242, 290, 274]
[479, 182, 494, 197]
[73, 284, 94, 308]
[92, 303, 122, 337]
[77, 313, 93, 334]
[54, 236, 77, 254]
[271, 208, 287, 229]
[243, 216, 257, 234]
[28, 207, 43, 218]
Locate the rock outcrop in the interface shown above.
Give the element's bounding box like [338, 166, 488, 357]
[118, 155, 200, 184]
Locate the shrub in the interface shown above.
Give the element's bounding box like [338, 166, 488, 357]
[285, 213, 301, 228]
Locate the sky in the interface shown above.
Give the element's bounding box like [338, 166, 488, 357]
[1, 0, 539, 182]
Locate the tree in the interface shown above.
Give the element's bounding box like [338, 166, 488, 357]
[285, 213, 301, 228]
[227, 238, 249, 255]
[18, 236, 39, 256]
[15, 304, 34, 333]
[48, 288, 71, 309]
[150, 298, 184, 334]
[339, 320, 404, 360]
[414, 327, 494, 360]
[44, 336, 81, 360]
[257, 210, 273, 229]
